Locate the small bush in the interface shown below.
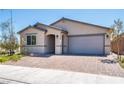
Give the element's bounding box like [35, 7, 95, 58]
[119, 57, 124, 69]
[0, 58, 5, 63]
[0, 51, 7, 55]
[0, 56, 9, 63]
[121, 58, 124, 63]
[9, 54, 22, 61]
[0, 54, 23, 63]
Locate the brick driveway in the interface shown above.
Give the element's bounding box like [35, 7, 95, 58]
[3, 55, 124, 77]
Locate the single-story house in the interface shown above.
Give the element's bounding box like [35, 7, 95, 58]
[18, 17, 111, 55]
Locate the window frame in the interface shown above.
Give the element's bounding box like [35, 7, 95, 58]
[26, 35, 36, 45]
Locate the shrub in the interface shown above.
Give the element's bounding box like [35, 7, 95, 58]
[0, 54, 23, 63]
[0, 58, 5, 63]
[0, 51, 7, 55]
[9, 54, 22, 61]
[119, 58, 124, 69]
[0, 56, 9, 63]
[121, 58, 124, 63]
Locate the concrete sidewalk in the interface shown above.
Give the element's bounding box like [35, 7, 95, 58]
[0, 65, 124, 84]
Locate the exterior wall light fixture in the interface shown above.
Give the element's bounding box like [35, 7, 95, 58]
[56, 35, 59, 38]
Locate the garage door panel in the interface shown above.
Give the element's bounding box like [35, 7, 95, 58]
[68, 35, 104, 55]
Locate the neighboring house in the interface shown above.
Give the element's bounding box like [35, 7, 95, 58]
[18, 17, 111, 55]
[111, 33, 124, 54]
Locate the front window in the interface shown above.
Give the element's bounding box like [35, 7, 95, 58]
[32, 35, 36, 45]
[27, 35, 36, 45]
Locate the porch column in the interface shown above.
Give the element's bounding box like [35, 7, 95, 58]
[55, 33, 63, 54]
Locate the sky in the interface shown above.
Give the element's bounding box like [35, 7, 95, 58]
[0, 9, 124, 33]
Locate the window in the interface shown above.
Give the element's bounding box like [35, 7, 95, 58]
[27, 35, 36, 45]
[32, 36, 36, 45]
[27, 36, 31, 45]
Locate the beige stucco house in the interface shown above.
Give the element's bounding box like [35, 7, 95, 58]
[18, 17, 111, 55]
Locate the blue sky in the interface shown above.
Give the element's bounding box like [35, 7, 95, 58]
[0, 9, 124, 33]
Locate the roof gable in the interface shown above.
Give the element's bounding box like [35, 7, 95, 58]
[33, 22, 68, 33]
[50, 17, 110, 30]
[18, 22, 68, 34]
[17, 25, 47, 34]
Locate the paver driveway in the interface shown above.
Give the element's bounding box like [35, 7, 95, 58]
[3, 55, 124, 77]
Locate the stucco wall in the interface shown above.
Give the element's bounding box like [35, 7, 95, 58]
[62, 34, 68, 54]
[20, 27, 46, 54]
[52, 20, 110, 55]
[105, 34, 111, 55]
[52, 20, 108, 35]
[20, 25, 64, 55]
[22, 46, 45, 54]
[45, 27, 62, 54]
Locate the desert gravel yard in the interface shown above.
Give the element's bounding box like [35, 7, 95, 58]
[2, 55, 124, 77]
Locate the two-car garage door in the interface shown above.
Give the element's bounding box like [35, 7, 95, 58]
[68, 34, 104, 55]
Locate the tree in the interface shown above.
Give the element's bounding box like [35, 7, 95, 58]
[0, 10, 19, 55]
[0, 20, 19, 55]
[111, 19, 124, 61]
